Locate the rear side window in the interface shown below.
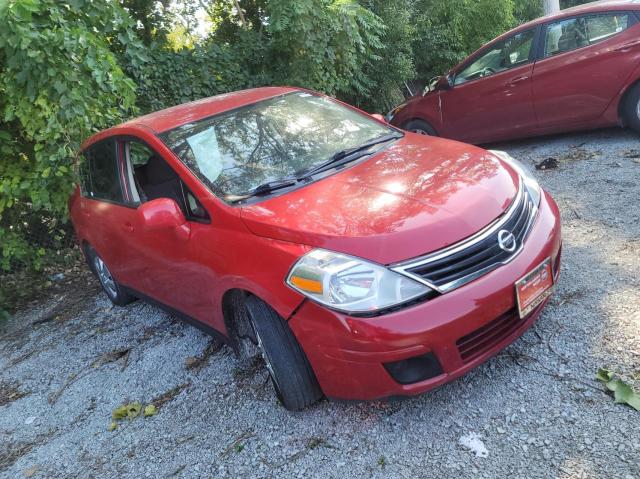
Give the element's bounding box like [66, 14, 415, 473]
[544, 13, 631, 57]
[80, 139, 124, 203]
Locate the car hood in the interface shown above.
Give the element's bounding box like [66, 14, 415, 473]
[240, 135, 519, 265]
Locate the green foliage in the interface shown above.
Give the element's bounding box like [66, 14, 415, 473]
[413, 0, 516, 79]
[597, 369, 640, 411]
[266, 0, 385, 100]
[357, 0, 416, 112]
[125, 39, 262, 114]
[0, 0, 140, 271]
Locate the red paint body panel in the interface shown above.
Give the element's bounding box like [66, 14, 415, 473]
[241, 134, 518, 264]
[391, 1, 640, 144]
[70, 87, 563, 402]
[289, 191, 561, 400]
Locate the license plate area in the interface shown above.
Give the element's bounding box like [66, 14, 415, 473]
[515, 258, 554, 319]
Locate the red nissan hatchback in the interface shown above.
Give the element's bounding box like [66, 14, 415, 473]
[388, 0, 640, 144]
[70, 87, 562, 410]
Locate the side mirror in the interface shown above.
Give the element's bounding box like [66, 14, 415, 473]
[371, 113, 387, 123]
[424, 75, 453, 96]
[138, 198, 190, 240]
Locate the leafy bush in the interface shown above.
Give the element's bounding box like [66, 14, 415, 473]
[0, 0, 141, 271]
[413, 0, 515, 81]
[126, 39, 263, 114]
[266, 0, 385, 101]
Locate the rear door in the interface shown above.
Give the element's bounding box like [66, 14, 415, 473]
[78, 138, 141, 289]
[532, 11, 640, 129]
[440, 27, 539, 144]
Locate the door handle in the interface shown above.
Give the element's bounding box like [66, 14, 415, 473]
[614, 40, 640, 52]
[122, 222, 134, 233]
[506, 76, 529, 87]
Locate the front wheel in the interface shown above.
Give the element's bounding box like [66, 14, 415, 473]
[244, 296, 322, 411]
[85, 246, 134, 306]
[402, 119, 438, 136]
[622, 83, 640, 134]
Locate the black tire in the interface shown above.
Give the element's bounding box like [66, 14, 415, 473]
[622, 83, 640, 133]
[85, 246, 134, 306]
[402, 119, 438, 136]
[244, 296, 322, 411]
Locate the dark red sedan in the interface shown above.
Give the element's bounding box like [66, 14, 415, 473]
[70, 87, 561, 410]
[388, 1, 640, 144]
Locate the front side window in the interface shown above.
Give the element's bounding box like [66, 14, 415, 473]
[80, 139, 124, 203]
[125, 139, 209, 221]
[544, 13, 630, 57]
[454, 29, 536, 85]
[160, 92, 395, 201]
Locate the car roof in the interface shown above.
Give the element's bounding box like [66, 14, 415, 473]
[118, 86, 299, 134]
[516, 0, 639, 32]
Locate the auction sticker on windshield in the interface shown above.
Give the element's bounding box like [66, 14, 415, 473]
[515, 258, 554, 318]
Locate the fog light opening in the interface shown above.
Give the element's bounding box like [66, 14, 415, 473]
[383, 352, 444, 385]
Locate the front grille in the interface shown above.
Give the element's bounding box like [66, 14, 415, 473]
[456, 308, 525, 362]
[392, 182, 536, 292]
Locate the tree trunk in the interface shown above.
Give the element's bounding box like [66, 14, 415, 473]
[543, 0, 560, 15]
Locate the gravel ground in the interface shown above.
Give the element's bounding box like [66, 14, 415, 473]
[1, 128, 640, 479]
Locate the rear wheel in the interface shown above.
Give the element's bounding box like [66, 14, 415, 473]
[244, 296, 322, 411]
[622, 83, 640, 133]
[85, 246, 134, 306]
[402, 119, 437, 136]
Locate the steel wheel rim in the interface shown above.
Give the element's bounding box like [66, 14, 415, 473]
[636, 99, 640, 121]
[412, 129, 430, 136]
[94, 256, 117, 298]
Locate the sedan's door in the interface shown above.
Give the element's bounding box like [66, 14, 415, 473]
[532, 11, 640, 130]
[439, 28, 539, 144]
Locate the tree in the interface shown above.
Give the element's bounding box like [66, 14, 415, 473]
[0, 0, 142, 270]
[543, 0, 560, 14]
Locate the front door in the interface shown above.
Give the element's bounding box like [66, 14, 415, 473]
[119, 137, 214, 320]
[440, 28, 539, 144]
[532, 11, 640, 130]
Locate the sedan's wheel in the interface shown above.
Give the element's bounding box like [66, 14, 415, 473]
[85, 246, 134, 306]
[244, 296, 322, 411]
[622, 83, 640, 134]
[402, 119, 438, 136]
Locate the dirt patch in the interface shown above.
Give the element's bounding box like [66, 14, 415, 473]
[0, 433, 53, 472]
[151, 382, 192, 410]
[0, 380, 29, 406]
[185, 340, 224, 371]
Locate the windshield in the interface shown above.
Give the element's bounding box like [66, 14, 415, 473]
[160, 92, 395, 201]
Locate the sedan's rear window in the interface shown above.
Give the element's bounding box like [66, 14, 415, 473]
[159, 92, 393, 201]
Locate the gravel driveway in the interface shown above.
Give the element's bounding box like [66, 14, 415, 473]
[1, 129, 639, 479]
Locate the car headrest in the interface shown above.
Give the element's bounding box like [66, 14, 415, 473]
[145, 154, 177, 185]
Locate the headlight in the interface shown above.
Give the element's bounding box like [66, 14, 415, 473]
[489, 150, 542, 206]
[286, 249, 432, 314]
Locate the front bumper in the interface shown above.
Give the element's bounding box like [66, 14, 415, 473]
[288, 190, 562, 400]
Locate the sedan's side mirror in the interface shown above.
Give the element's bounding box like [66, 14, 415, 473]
[138, 198, 190, 240]
[371, 113, 387, 123]
[424, 75, 453, 96]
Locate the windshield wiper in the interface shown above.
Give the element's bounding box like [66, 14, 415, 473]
[249, 178, 298, 196]
[297, 133, 403, 180]
[227, 178, 299, 203]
